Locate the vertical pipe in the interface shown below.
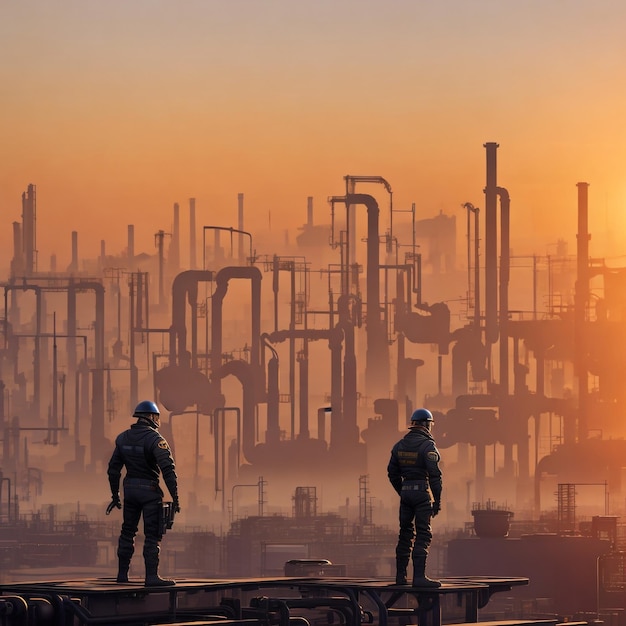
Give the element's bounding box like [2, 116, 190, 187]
[33, 288, 43, 418]
[83, 281, 106, 466]
[346, 193, 389, 398]
[189, 197, 197, 269]
[497, 188, 510, 394]
[298, 352, 309, 439]
[67, 280, 77, 413]
[129, 275, 138, 408]
[466, 208, 471, 314]
[190, 277, 199, 369]
[396, 269, 406, 409]
[170, 202, 180, 273]
[272, 255, 279, 333]
[238, 193, 245, 264]
[289, 265, 296, 439]
[266, 354, 280, 444]
[575, 182, 590, 441]
[341, 320, 358, 442]
[22, 184, 36, 275]
[344, 181, 356, 296]
[52, 313, 58, 444]
[317, 407, 326, 443]
[484, 142, 499, 345]
[71, 231, 78, 273]
[74, 369, 81, 464]
[174, 202, 180, 266]
[136, 272, 144, 332]
[307, 196, 314, 227]
[347, 181, 356, 270]
[127, 225, 135, 270]
[156, 230, 165, 307]
[329, 329, 343, 449]
[533, 255, 538, 320]
[100, 239, 106, 271]
[474, 208, 480, 330]
[11, 222, 23, 276]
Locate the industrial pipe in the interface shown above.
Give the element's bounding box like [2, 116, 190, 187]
[169, 270, 215, 368]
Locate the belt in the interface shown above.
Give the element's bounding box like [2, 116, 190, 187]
[125, 478, 159, 490]
[402, 482, 428, 491]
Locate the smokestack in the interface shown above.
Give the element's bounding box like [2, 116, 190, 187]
[346, 180, 356, 270]
[575, 182, 590, 442]
[169, 202, 180, 272]
[11, 221, 23, 276]
[22, 183, 36, 275]
[307, 196, 314, 227]
[100, 239, 106, 271]
[156, 230, 166, 307]
[127, 225, 135, 270]
[484, 142, 499, 345]
[189, 197, 197, 269]
[70, 231, 78, 273]
[238, 193, 244, 263]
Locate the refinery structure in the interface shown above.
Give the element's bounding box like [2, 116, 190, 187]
[2, 143, 626, 621]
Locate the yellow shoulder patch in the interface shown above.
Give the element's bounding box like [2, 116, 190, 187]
[426, 450, 440, 462]
[157, 439, 169, 450]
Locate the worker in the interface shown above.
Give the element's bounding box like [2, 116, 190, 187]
[387, 408, 442, 587]
[107, 400, 180, 586]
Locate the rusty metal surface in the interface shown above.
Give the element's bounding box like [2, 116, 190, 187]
[0, 575, 529, 626]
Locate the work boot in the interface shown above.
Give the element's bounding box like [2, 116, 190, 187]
[395, 556, 409, 585]
[145, 574, 176, 587]
[116, 558, 130, 583]
[116, 566, 129, 583]
[145, 557, 176, 587]
[412, 555, 441, 588]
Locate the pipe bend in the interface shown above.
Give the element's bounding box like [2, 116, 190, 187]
[215, 265, 262, 287]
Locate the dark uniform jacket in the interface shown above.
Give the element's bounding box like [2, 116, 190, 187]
[107, 422, 178, 500]
[387, 426, 442, 504]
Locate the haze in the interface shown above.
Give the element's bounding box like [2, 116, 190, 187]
[2, 0, 626, 270]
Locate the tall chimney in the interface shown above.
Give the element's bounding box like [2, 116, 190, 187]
[100, 239, 106, 271]
[70, 231, 79, 273]
[169, 202, 180, 272]
[156, 230, 165, 307]
[189, 197, 197, 269]
[484, 142, 499, 345]
[22, 183, 36, 275]
[307, 196, 314, 227]
[575, 182, 590, 442]
[11, 221, 23, 276]
[238, 193, 244, 263]
[127, 225, 135, 270]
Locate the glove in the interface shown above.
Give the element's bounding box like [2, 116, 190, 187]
[173, 498, 181, 514]
[432, 501, 441, 517]
[106, 494, 122, 515]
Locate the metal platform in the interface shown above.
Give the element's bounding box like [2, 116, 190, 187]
[0, 575, 529, 626]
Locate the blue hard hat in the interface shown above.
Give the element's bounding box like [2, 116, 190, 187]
[133, 400, 160, 417]
[410, 408, 433, 423]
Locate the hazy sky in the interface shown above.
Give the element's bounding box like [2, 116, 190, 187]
[2, 0, 626, 270]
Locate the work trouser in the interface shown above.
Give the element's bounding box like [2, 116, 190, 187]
[118, 478, 164, 569]
[395, 484, 433, 565]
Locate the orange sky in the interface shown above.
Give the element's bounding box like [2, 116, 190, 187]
[2, 1, 626, 272]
